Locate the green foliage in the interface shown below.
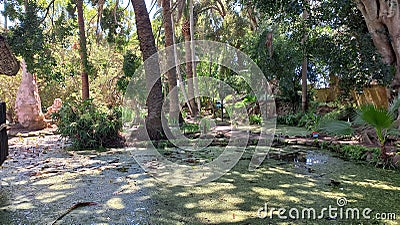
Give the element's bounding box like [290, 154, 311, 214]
[180, 123, 200, 134]
[277, 113, 303, 127]
[317, 119, 354, 136]
[5, 1, 56, 79]
[117, 50, 142, 93]
[298, 112, 320, 131]
[243, 94, 257, 105]
[100, 4, 132, 49]
[356, 104, 395, 145]
[249, 114, 262, 125]
[250, 0, 392, 98]
[341, 145, 380, 162]
[0, 72, 21, 121]
[53, 99, 123, 150]
[319, 101, 400, 154]
[319, 142, 380, 163]
[277, 112, 320, 131]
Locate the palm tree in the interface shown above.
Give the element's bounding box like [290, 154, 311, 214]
[131, 0, 165, 140]
[0, 35, 20, 76]
[161, 0, 180, 125]
[182, 18, 198, 117]
[301, 0, 310, 113]
[77, 0, 90, 100]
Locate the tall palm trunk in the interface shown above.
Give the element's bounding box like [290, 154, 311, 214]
[301, 0, 309, 113]
[77, 0, 90, 100]
[182, 19, 198, 117]
[131, 0, 165, 140]
[162, 0, 180, 125]
[301, 57, 308, 112]
[189, 0, 200, 112]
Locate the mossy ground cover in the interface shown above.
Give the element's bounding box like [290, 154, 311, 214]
[1, 129, 399, 224]
[149, 145, 400, 224]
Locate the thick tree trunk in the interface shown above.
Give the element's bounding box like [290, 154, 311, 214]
[162, 0, 180, 125]
[355, 0, 400, 90]
[0, 35, 19, 76]
[77, 0, 90, 100]
[131, 0, 165, 140]
[183, 20, 198, 117]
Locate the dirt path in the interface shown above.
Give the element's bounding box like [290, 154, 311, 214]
[0, 133, 155, 224]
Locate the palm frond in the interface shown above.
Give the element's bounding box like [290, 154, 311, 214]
[358, 104, 394, 130]
[318, 119, 354, 136]
[389, 95, 400, 116]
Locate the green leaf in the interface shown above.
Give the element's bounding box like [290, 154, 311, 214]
[318, 119, 354, 136]
[357, 105, 394, 130]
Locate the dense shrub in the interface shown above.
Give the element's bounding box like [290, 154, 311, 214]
[320, 142, 380, 163]
[53, 99, 123, 150]
[277, 113, 303, 127]
[277, 112, 320, 130]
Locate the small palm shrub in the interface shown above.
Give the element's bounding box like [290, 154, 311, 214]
[53, 99, 123, 150]
[319, 99, 400, 162]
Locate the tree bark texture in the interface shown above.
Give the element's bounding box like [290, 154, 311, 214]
[132, 0, 165, 140]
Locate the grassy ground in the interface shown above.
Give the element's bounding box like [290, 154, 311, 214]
[148, 146, 400, 224]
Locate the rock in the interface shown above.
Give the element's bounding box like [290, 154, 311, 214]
[15, 59, 46, 130]
[392, 154, 400, 167]
[44, 98, 62, 119]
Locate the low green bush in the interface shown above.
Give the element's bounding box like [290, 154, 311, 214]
[341, 145, 380, 162]
[249, 114, 262, 125]
[278, 112, 320, 131]
[319, 142, 380, 163]
[53, 99, 123, 150]
[277, 113, 303, 127]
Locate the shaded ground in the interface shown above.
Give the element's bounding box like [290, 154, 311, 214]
[0, 126, 399, 224]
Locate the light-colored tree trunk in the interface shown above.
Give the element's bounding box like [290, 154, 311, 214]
[355, 0, 400, 90]
[172, 15, 192, 115]
[189, 0, 201, 113]
[183, 19, 199, 117]
[162, 0, 180, 125]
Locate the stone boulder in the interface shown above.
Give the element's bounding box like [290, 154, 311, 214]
[15, 59, 46, 130]
[45, 98, 62, 120]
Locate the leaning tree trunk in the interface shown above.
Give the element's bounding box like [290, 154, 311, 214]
[77, 0, 90, 100]
[182, 19, 198, 117]
[0, 35, 20, 76]
[162, 0, 180, 125]
[355, 0, 400, 91]
[131, 0, 165, 140]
